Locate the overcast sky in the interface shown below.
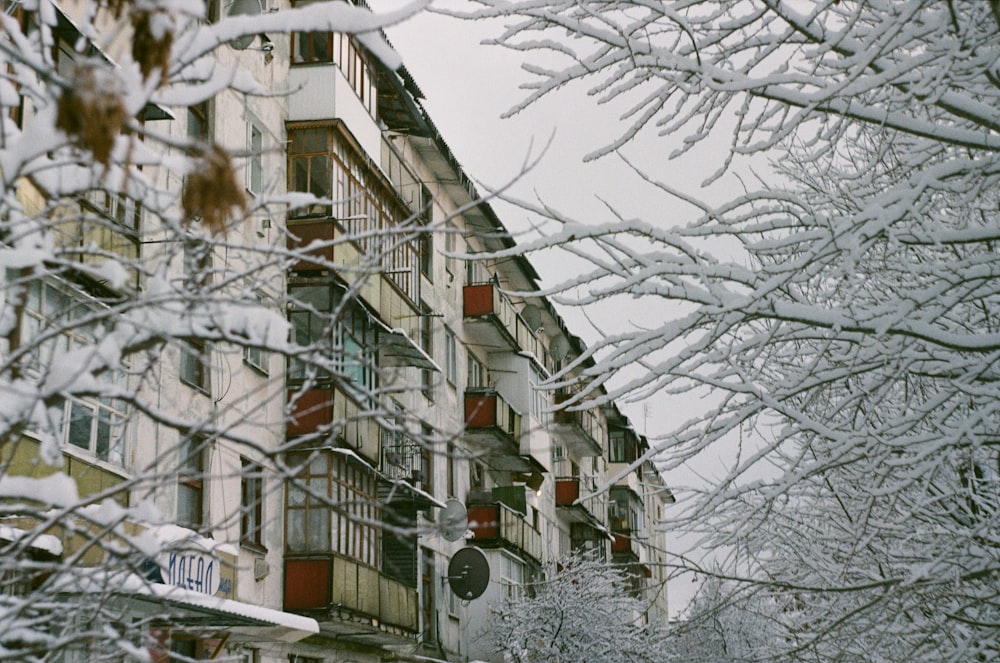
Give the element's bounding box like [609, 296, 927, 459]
[372, 0, 765, 616]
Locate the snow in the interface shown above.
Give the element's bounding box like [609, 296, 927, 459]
[0, 473, 80, 508]
[0, 523, 64, 556]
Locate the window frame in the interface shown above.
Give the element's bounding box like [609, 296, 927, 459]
[180, 337, 212, 395]
[178, 437, 206, 531]
[443, 326, 458, 387]
[241, 458, 265, 548]
[246, 121, 263, 196]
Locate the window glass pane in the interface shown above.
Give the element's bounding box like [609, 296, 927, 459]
[94, 404, 113, 460]
[310, 155, 330, 199]
[308, 509, 328, 549]
[177, 484, 200, 527]
[67, 402, 93, 450]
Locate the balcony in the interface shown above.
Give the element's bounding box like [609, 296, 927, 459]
[552, 392, 606, 457]
[284, 555, 418, 642]
[287, 387, 380, 463]
[555, 477, 606, 529]
[463, 282, 545, 362]
[51, 194, 140, 290]
[467, 501, 542, 563]
[611, 531, 634, 556]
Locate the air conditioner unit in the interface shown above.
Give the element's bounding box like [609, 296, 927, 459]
[254, 556, 269, 580]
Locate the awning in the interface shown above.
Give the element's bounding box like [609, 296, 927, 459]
[126, 583, 319, 643]
[52, 570, 318, 644]
[372, 318, 441, 372]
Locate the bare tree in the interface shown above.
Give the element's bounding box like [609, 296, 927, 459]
[487, 552, 672, 662]
[449, 1, 1000, 659]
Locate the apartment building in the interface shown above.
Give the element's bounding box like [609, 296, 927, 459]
[0, 1, 672, 661]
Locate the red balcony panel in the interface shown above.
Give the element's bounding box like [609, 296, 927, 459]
[287, 221, 335, 271]
[465, 393, 498, 429]
[468, 504, 499, 541]
[284, 558, 331, 610]
[463, 284, 495, 317]
[611, 532, 631, 554]
[555, 478, 581, 507]
[287, 389, 332, 437]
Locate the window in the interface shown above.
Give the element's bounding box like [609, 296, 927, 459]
[289, 656, 322, 663]
[609, 430, 638, 463]
[243, 293, 269, 374]
[64, 396, 126, 465]
[244, 342, 268, 375]
[418, 185, 432, 281]
[180, 338, 211, 394]
[22, 281, 130, 466]
[287, 283, 377, 396]
[286, 451, 379, 566]
[421, 549, 437, 644]
[178, 438, 205, 531]
[446, 441, 457, 498]
[529, 364, 548, 426]
[288, 127, 331, 217]
[420, 303, 433, 400]
[609, 486, 644, 539]
[444, 220, 457, 282]
[187, 101, 210, 143]
[499, 553, 525, 600]
[293, 31, 333, 63]
[420, 423, 433, 494]
[241, 458, 264, 547]
[247, 122, 262, 195]
[467, 353, 485, 389]
[443, 327, 457, 387]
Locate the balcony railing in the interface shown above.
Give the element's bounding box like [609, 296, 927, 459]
[553, 392, 606, 457]
[466, 502, 542, 562]
[463, 282, 545, 365]
[380, 427, 422, 484]
[284, 555, 418, 634]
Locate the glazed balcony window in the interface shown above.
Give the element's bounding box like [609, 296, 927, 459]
[290, 28, 376, 114]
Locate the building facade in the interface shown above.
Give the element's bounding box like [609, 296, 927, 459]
[0, 1, 673, 661]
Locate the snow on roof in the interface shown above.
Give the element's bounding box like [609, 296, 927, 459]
[51, 568, 318, 643]
[0, 523, 64, 557]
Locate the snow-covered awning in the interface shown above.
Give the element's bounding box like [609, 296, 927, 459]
[373, 318, 441, 372]
[125, 582, 319, 643]
[52, 570, 318, 644]
[0, 523, 64, 558]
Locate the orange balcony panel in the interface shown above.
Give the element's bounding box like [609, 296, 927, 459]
[611, 532, 631, 554]
[285, 558, 331, 610]
[555, 478, 581, 507]
[467, 504, 499, 541]
[463, 284, 495, 317]
[288, 389, 332, 437]
[465, 393, 498, 429]
[287, 221, 335, 271]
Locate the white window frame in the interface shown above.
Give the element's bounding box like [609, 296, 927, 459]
[246, 121, 263, 196]
[22, 280, 130, 468]
[444, 326, 457, 387]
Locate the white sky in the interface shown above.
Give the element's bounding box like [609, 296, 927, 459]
[372, 0, 766, 617]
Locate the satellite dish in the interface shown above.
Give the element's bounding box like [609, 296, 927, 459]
[521, 304, 542, 332]
[549, 334, 570, 362]
[447, 547, 490, 601]
[439, 498, 468, 542]
[227, 0, 262, 50]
